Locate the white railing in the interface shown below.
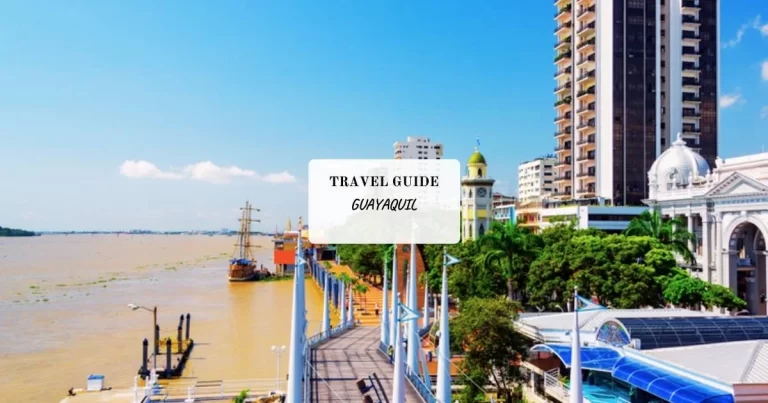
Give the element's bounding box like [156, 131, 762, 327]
[543, 369, 569, 402]
[143, 378, 278, 401]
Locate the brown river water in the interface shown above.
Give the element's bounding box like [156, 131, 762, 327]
[0, 235, 328, 402]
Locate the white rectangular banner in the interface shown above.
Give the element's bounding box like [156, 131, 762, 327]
[308, 159, 461, 244]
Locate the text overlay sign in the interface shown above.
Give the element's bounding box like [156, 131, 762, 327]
[308, 159, 460, 244]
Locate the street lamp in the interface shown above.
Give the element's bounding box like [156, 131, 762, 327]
[270, 345, 286, 391]
[128, 303, 158, 371]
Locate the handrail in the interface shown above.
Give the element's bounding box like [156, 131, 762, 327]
[378, 342, 436, 403]
[302, 322, 355, 403]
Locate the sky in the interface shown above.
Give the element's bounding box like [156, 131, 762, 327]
[0, 1, 767, 232]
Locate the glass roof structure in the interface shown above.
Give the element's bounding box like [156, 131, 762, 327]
[530, 344, 621, 372]
[614, 316, 768, 350]
[533, 344, 734, 403]
[613, 357, 734, 403]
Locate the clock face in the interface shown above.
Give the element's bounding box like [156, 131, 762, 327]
[478, 188, 487, 197]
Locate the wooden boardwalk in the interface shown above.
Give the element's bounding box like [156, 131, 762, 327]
[308, 326, 424, 402]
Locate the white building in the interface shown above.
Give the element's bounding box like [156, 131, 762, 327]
[393, 136, 443, 160]
[644, 134, 768, 315]
[517, 157, 556, 202]
[539, 203, 647, 233]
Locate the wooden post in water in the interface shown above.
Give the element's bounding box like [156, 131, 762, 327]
[141, 338, 148, 375]
[154, 325, 160, 355]
[185, 313, 191, 340]
[165, 339, 172, 377]
[177, 325, 183, 353]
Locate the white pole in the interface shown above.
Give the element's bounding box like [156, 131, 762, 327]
[389, 245, 398, 348]
[406, 243, 419, 372]
[392, 293, 405, 402]
[569, 287, 583, 403]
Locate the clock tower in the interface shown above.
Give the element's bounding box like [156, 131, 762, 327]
[461, 142, 494, 241]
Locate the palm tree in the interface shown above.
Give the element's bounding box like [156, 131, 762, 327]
[477, 221, 539, 301]
[354, 283, 369, 312]
[625, 210, 697, 264]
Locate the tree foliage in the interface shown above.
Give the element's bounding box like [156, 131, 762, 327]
[625, 210, 697, 264]
[450, 297, 528, 402]
[0, 226, 36, 237]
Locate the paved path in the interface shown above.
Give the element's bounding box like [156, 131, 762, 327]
[308, 326, 423, 402]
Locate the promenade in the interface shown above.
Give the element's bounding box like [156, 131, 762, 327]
[307, 326, 423, 402]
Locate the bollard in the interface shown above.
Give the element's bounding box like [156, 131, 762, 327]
[154, 324, 160, 355]
[185, 313, 191, 340]
[177, 325, 183, 353]
[166, 339, 172, 377]
[141, 338, 149, 375]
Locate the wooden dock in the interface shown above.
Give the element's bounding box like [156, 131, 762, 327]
[307, 326, 424, 402]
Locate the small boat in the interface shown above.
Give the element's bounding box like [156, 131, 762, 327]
[229, 201, 262, 282]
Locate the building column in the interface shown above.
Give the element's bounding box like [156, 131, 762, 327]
[715, 215, 724, 286]
[687, 212, 694, 253]
[472, 203, 478, 239]
[702, 216, 711, 283]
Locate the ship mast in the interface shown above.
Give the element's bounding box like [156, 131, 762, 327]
[234, 201, 261, 260]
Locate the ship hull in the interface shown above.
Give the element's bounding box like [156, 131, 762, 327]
[228, 263, 260, 282]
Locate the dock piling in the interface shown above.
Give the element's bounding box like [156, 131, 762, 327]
[177, 325, 183, 353]
[141, 338, 148, 375]
[165, 339, 172, 377]
[185, 313, 191, 340]
[154, 324, 160, 355]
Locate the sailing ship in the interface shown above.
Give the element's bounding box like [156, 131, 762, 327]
[229, 201, 263, 282]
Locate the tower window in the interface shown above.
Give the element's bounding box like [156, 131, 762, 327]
[478, 168, 483, 177]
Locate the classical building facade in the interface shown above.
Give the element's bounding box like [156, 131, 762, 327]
[644, 135, 768, 314]
[461, 146, 494, 241]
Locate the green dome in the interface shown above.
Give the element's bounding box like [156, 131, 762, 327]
[467, 150, 486, 165]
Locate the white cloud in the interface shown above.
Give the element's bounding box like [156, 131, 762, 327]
[120, 160, 296, 184]
[719, 92, 744, 108]
[182, 161, 256, 184]
[261, 171, 297, 184]
[762, 60, 768, 81]
[724, 15, 765, 48]
[760, 106, 768, 119]
[120, 160, 184, 179]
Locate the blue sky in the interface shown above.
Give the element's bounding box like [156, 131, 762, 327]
[0, 1, 766, 231]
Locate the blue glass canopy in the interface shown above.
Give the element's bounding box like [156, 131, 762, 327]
[612, 357, 734, 403]
[531, 344, 621, 372]
[532, 344, 734, 403]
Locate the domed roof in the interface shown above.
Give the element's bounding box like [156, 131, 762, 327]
[649, 134, 710, 187]
[468, 150, 486, 165]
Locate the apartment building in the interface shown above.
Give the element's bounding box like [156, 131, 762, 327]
[517, 157, 556, 203]
[393, 136, 443, 159]
[659, 0, 719, 163]
[553, 0, 719, 206]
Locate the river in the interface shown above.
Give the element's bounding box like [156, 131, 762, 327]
[0, 234, 328, 402]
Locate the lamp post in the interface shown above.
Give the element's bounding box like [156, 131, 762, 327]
[271, 345, 286, 391]
[128, 303, 157, 371]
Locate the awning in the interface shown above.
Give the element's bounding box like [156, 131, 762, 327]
[613, 357, 734, 403]
[531, 344, 734, 403]
[530, 344, 621, 372]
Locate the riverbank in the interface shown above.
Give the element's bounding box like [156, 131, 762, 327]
[0, 235, 331, 402]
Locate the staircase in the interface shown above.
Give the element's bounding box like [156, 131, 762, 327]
[328, 263, 385, 327]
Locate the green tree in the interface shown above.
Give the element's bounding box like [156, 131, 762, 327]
[353, 283, 369, 312]
[662, 272, 707, 308]
[450, 297, 528, 402]
[702, 283, 747, 311]
[477, 221, 541, 301]
[625, 210, 697, 264]
[232, 389, 249, 403]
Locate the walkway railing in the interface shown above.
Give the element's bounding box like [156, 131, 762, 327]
[378, 341, 436, 403]
[302, 321, 355, 403]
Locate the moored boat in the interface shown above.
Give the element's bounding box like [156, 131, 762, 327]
[228, 201, 265, 282]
